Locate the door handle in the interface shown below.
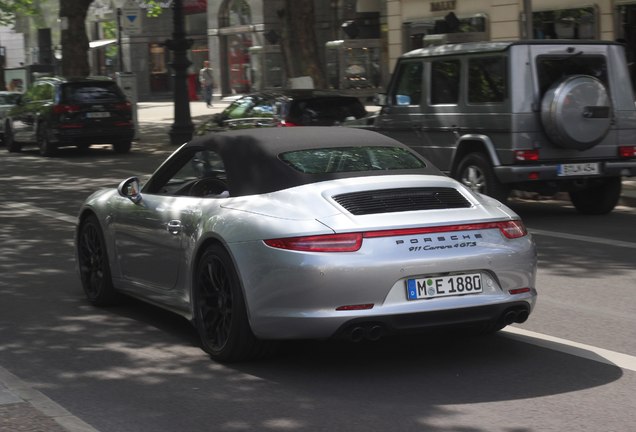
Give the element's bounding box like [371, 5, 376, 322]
[167, 220, 182, 235]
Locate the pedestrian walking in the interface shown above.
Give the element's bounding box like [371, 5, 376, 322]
[199, 60, 215, 107]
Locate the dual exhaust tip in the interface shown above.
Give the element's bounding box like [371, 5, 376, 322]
[501, 308, 530, 326]
[347, 324, 385, 342]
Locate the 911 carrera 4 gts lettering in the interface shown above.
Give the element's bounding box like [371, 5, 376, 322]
[409, 242, 477, 252]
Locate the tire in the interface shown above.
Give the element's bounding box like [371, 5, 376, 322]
[77, 214, 121, 306]
[541, 75, 611, 150]
[569, 177, 621, 215]
[113, 140, 132, 154]
[37, 123, 56, 157]
[194, 244, 271, 362]
[5, 123, 21, 153]
[455, 152, 510, 203]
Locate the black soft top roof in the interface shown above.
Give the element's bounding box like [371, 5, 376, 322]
[183, 127, 443, 196]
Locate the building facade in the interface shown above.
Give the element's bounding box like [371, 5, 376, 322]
[12, 1, 636, 100]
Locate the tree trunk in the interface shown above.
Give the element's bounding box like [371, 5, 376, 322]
[60, 0, 93, 77]
[279, 0, 326, 89]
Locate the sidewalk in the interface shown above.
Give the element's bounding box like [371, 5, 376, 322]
[0, 366, 98, 432]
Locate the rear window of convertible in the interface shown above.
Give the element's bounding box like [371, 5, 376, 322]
[279, 146, 426, 173]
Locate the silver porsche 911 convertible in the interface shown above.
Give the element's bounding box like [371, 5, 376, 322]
[76, 127, 537, 362]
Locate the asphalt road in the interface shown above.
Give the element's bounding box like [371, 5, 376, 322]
[1, 102, 635, 432]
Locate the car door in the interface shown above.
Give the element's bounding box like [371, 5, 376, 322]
[11, 82, 53, 143]
[110, 148, 223, 292]
[110, 193, 197, 291]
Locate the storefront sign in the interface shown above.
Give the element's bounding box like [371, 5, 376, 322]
[431, 1, 456, 12]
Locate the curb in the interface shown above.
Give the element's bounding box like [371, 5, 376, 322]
[0, 366, 99, 432]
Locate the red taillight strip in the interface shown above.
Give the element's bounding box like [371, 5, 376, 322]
[264, 233, 363, 252]
[264, 220, 527, 252]
[363, 220, 527, 240]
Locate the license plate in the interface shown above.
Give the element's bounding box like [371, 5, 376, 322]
[87, 112, 110, 118]
[557, 162, 600, 176]
[407, 273, 483, 300]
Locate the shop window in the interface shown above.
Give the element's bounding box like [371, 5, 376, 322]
[468, 56, 507, 103]
[149, 43, 169, 92]
[533, 7, 597, 40]
[228, 0, 251, 26]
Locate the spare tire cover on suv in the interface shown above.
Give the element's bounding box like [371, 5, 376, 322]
[540, 75, 612, 150]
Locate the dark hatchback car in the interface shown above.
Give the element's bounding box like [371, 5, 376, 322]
[4, 76, 134, 156]
[195, 91, 368, 135]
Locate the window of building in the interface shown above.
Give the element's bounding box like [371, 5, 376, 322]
[532, 7, 597, 40]
[468, 56, 507, 103]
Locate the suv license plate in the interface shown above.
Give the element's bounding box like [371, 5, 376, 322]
[407, 273, 483, 300]
[557, 162, 600, 176]
[87, 112, 110, 118]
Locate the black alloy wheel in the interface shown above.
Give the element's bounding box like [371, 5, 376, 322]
[113, 140, 132, 154]
[194, 244, 270, 362]
[77, 215, 120, 306]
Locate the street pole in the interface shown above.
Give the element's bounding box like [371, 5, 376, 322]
[117, 8, 124, 72]
[165, 0, 194, 145]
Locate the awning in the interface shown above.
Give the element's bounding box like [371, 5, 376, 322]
[89, 39, 117, 49]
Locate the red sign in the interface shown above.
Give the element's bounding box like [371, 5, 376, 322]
[183, 0, 206, 14]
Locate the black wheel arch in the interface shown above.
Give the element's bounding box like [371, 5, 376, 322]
[190, 236, 251, 320]
[450, 138, 500, 178]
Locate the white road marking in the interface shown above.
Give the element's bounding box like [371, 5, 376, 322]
[3, 202, 77, 224]
[503, 326, 636, 372]
[530, 228, 636, 249]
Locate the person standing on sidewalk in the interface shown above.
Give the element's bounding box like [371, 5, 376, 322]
[199, 60, 215, 108]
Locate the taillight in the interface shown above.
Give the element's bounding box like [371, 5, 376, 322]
[515, 149, 540, 161]
[52, 104, 80, 114]
[618, 145, 636, 158]
[264, 233, 363, 252]
[114, 101, 132, 111]
[278, 120, 298, 127]
[264, 220, 528, 252]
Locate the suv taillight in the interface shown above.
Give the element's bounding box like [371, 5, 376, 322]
[114, 101, 132, 111]
[618, 146, 636, 158]
[52, 104, 80, 114]
[515, 149, 540, 161]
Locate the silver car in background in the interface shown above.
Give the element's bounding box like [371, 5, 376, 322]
[76, 127, 537, 362]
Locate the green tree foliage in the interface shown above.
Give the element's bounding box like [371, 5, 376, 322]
[0, 0, 35, 26]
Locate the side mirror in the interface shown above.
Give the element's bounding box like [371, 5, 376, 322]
[117, 177, 142, 203]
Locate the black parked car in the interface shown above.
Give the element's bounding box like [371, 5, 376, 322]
[195, 91, 368, 135]
[4, 76, 135, 156]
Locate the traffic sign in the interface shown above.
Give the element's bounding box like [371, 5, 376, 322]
[121, 0, 141, 35]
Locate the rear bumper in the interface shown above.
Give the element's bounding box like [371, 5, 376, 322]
[52, 126, 134, 145]
[495, 160, 636, 183]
